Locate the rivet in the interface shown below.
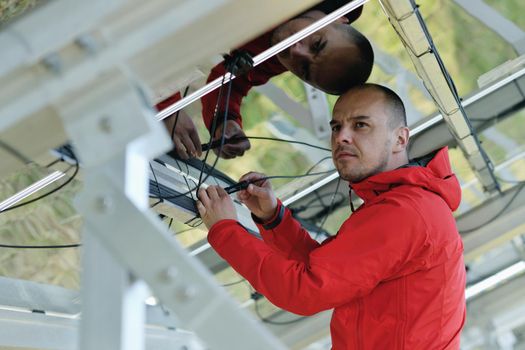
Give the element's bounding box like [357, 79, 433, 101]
[94, 195, 112, 213]
[99, 116, 112, 133]
[175, 285, 197, 302]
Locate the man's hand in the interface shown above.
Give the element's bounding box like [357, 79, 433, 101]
[237, 172, 278, 221]
[197, 186, 237, 229]
[163, 110, 202, 159]
[213, 120, 251, 159]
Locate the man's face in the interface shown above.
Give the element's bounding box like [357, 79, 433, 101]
[330, 89, 396, 183]
[271, 12, 357, 93]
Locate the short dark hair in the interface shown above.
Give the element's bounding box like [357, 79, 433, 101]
[359, 84, 407, 128]
[330, 25, 374, 94]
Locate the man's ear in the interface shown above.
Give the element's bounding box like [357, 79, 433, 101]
[393, 126, 410, 153]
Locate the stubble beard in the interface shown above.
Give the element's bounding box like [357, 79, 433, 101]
[336, 145, 391, 183]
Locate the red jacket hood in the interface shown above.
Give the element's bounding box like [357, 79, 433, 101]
[351, 147, 461, 211]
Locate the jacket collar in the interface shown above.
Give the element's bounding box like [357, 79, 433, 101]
[350, 147, 461, 211]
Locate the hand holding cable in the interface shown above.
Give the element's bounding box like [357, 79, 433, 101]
[235, 172, 278, 222]
[197, 186, 238, 230]
[211, 120, 250, 159]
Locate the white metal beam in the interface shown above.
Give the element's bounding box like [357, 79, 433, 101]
[0, 0, 321, 176]
[379, 0, 500, 192]
[55, 69, 286, 349]
[0, 308, 204, 350]
[454, 0, 525, 55]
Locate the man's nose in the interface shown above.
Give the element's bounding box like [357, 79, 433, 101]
[289, 42, 312, 60]
[333, 127, 353, 146]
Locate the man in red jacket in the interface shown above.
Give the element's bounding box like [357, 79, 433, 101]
[158, 0, 373, 159]
[197, 84, 466, 349]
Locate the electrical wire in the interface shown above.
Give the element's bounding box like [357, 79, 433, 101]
[244, 136, 330, 152]
[253, 297, 305, 325]
[221, 278, 246, 287]
[0, 243, 80, 249]
[0, 139, 32, 164]
[150, 86, 193, 203]
[44, 157, 65, 168]
[151, 168, 336, 201]
[170, 86, 191, 144]
[0, 159, 80, 213]
[170, 86, 193, 189]
[306, 156, 333, 175]
[459, 182, 525, 234]
[405, 0, 499, 190]
[196, 56, 239, 192]
[317, 176, 341, 230]
[149, 162, 164, 204]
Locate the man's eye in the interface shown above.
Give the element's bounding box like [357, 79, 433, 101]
[312, 39, 325, 53]
[355, 122, 367, 129]
[331, 125, 340, 132]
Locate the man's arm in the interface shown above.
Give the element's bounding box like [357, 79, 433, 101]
[199, 186, 433, 316]
[156, 92, 202, 159]
[253, 201, 320, 263]
[201, 32, 286, 158]
[236, 172, 320, 262]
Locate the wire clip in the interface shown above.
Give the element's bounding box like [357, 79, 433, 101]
[223, 50, 254, 75]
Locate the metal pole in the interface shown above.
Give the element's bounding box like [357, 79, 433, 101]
[156, 0, 369, 121]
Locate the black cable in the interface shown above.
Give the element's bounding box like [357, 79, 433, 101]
[254, 298, 305, 325]
[459, 183, 525, 234]
[149, 162, 164, 203]
[0, 139, 32, 164]
[44, 157, 64, 168]
[196, 56, 239, 192]
[170, 86, 193, 183]
[202, 136, 331, 153]
[245, 136, 330, 152]
[407, 0, 500, 191]
[306, 156, 333, 174]
[0, 159, 80, 213]
[318, 176, 341, 230]
[196, 67, 230, 187]
[170, 86, 191, 143]
[152, 168, 337, 201]
[292, 193, 345, 215]
[150, 56, 237, 202]
[261, 169, 336, 183]
[0, 243, 80, 249]
[151, 86, 191, 203]
[221, 279, 246, 287]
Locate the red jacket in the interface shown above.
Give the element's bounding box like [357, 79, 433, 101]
[208, 147, 466, 349]
[156, 1, 363, 131]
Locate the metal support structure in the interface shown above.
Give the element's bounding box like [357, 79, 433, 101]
[410, 66, 525, 156]
[0, 0, 327, 346]
[0, 308, 204, 350]
[379, 0, 500, 193]
[371, 41, 430, 125]
[304, 83, 332, 139]
[54, 71, 285, 349]
[0, 0, 322, 177]
[453, 0, 525, 55]
[80, 233, 148, 350]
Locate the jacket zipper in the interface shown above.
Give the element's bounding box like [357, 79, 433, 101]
[356, 299, 363, 349]
[397, 278, 407, 350]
